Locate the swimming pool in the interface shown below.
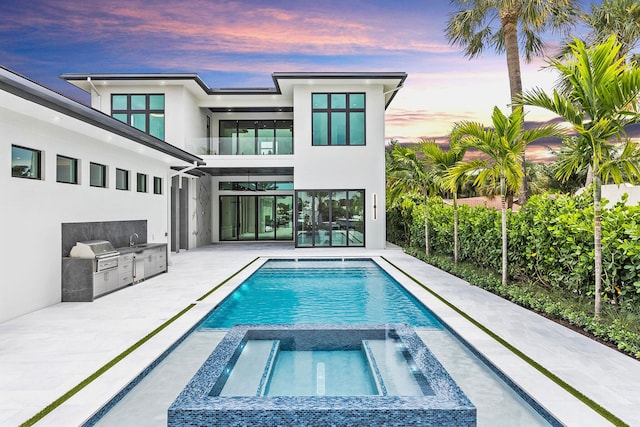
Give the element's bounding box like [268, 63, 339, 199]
[199, 259, 442, 328]
[88, 257, 559, 426]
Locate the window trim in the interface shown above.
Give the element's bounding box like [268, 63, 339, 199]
[111, 94, 165, 140]
[56, 154, 79, 185]
[89, 162, 107, 188]
[311, 93, 366, 146]
[115, 168, 130, 191]
[11, 144, 42, 180]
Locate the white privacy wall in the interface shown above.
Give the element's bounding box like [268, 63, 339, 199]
[292, 83, 387, 249]
[0, 96, 173, 323]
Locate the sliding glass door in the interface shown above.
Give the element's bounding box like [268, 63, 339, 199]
[220, 195, 293, 241]
[295, 190, 364, 247]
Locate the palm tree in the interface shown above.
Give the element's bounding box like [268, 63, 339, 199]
[387, 143, 438, 256]
[516, 36, 640, 317]
[584, 0, 640, 65]
[421, 139, 467, 264]
[448, 106, 563, 286]
[446, 0, 579, 202]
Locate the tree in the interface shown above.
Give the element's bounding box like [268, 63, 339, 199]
[584, 0, 640, 66]
[420, 139, 467, 264]
[516, 36, 640, 317]
[387, 143, 438, 256]
[446, 0, 579, 202]
[448, 106, 563, 286]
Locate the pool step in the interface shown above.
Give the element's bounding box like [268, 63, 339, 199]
[219, 340, 280, 396]
[362, 339, 423, 396]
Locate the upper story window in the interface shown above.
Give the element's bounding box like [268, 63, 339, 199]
[219, 120, 293, 155]
[90, 162, 107, 188]
[312, 93, 365, 146]
[11, 145, 41, 179]
[112, 94, 165, 140]
[56, 155, 78, 184]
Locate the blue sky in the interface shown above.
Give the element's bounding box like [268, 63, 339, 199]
[1, 0, 600, 159]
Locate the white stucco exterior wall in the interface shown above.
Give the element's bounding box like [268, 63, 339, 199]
[1, 95, 176, 323]
[292, 84, 387, 249]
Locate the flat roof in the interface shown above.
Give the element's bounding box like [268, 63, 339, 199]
[61, 71, 407, 108]
[0, 66, 204, 166]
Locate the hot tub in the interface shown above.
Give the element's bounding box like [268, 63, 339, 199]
[168, 324, 476, 426]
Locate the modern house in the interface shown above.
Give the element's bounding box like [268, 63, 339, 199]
[1, 66, 405, 322]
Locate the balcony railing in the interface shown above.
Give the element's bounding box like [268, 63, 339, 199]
[185, 137, 294, 156]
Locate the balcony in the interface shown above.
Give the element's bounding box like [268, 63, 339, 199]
[185, 137, 293, 156]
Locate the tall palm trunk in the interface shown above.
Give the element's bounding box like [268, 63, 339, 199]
[594, 174, 603, 318]
[501, 11, 529, 203]
[500, 176, 508, 286]
[453, 192, 459, 264]
[424, 193, 430, 257]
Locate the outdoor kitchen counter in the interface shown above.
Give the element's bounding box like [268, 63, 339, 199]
[116, 243, 167, 255]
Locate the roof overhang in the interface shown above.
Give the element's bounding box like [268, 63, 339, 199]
[2, 67, 204, 166]
[61, 71, 407, 109]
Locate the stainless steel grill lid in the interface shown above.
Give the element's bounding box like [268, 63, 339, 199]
[70, 240, 119, 258]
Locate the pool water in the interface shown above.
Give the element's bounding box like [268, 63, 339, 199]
[266, 350, 377, 396]
[199, 259, 442, 328]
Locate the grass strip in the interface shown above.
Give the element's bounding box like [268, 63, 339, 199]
[20, 303, 196, 427]
[380, 256, 628, 427]
[196, 256, 260, 301]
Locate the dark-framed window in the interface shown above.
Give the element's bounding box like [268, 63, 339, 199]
[219, 120, 293, 155]
[312, 93, 365, 146]
[56, 155, 78, 184]
[11, 145, 41, 179]
[153, 176, 163, 195]
[218, 180, 293, 191]
[116, 168, 129, 190]
[90, 162, 107, 188]
[112, 94, 165, 140]
[295, 189, 364, 247]
[137, 173, 148, 193]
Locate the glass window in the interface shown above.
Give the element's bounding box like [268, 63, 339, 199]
[220, 195, 293, 241]
[331, 94, 346, 109]
[349, 112, 365, 146]
[11, 145, 41, 179]
[131, 95, 146, 110]
[149, 94, 164, 110]
[90, 162, 107, 187]
[295, 190, 364, 247]
[218, 120, 293, 155]
[111, 94, 165, 140]
[153, 176, 162, 194]
[312, 93, 365, 146]
[112, 95, 128, 110]
[137, 173, 147, 193]
[312, 93, 328, 108]
[56, 155, 78, 184]
[116, 168, 129, 190]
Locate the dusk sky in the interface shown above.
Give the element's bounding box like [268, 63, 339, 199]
[1, 0, 600, 161]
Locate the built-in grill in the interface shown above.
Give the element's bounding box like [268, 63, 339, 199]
[69, 240, 120, 272]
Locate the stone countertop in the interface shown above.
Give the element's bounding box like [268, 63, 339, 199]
[116, 243, 167, 255]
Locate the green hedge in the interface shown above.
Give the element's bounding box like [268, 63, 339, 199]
[388, 192, 640, 310]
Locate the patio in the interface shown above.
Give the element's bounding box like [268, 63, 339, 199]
[0, 243, 638, 426]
